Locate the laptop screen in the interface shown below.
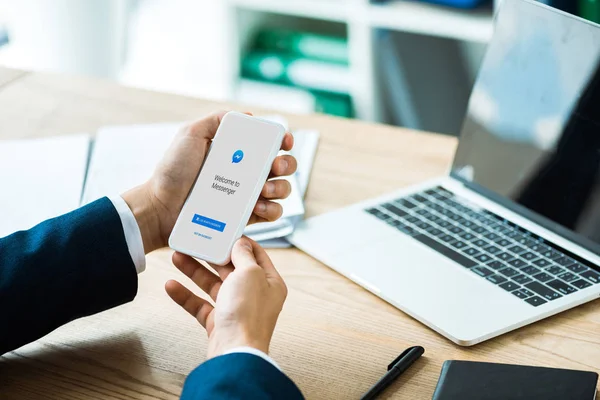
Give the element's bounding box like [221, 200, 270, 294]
[451, 0, 600, 255]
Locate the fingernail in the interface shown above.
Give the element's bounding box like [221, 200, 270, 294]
[280, 159, 289, 171]
[266, 182, 275, 196]
[256, 202, 267, 213]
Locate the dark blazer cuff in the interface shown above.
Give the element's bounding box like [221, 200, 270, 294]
[181, 353, 304, 400]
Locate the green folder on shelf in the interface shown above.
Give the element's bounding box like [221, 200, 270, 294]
[255, 29, 348, 64]
[241, 51, 351, 94]
[580, 0, 600, 23]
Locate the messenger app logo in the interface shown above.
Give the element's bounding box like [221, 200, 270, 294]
[232, 149, 244, 164]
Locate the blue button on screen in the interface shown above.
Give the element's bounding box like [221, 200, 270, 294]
[192, 214, 226, 232]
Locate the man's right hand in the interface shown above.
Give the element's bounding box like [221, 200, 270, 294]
[165, 237, 288, 358]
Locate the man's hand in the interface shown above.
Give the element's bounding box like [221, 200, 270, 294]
[165, 237, 287, 357]
[122, 111, 297, 253]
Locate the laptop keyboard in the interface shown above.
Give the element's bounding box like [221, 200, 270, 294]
[365, 186, 600, 307]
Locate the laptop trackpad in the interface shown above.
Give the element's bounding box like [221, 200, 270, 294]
[333, 235, 525, 342]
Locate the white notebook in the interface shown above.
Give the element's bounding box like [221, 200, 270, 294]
[0, 134, 90, 237]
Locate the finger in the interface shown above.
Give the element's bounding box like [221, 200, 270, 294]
[180, 110, 228, 141]
[172, 252, 222, 301]
[269, 155, 297, 178]
[252, 200, 283, 222]
[261, 179, 292, 200]
[165, 280, 215, 331]
[280, 132, 294, 152]
[243, 111, 254, 116]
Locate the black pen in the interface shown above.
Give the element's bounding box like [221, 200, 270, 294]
[360, 346, 425, 400]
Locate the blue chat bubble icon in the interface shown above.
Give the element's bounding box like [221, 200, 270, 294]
[232, 150, 244, 163]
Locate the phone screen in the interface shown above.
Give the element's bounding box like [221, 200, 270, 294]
[169, 113, 284, 264]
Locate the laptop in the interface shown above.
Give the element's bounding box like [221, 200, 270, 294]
[288, 0, 600, 346]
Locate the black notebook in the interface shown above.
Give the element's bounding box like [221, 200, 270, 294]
[432, 360, 598, 400]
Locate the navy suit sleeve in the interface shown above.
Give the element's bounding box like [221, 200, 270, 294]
[0, 197, 138, 355]
[181, 353, 304, 400]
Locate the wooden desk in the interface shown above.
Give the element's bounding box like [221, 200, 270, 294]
[1, 67, 599, 400]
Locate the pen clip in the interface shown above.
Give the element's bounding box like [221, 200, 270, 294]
[387, 346, 423, 371]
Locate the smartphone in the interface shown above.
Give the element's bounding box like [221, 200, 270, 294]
[168, 112, 285, 265]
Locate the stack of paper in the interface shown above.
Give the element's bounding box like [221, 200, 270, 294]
[0, 134, 90, 237]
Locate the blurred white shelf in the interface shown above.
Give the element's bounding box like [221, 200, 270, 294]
[369, 1, 494, 43]
[226, 0, 492, 121]
[227, 0, 350, 22]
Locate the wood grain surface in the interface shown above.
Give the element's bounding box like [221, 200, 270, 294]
[1, 67, 599, 400]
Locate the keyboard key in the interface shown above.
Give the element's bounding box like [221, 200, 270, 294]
[382, 203, 408, 217]
[520, 252, 537, 261]
[366, 208, 389, 220]
[527, 243, 550, 253]
[520, 288, 535, 297]
[396, 224, 417, 236]
[513, 274, 533, 285]
[411, 194, 428, 203]
[426, 228, 444, 236]
[532, 258, 552, 268]
[396, 199, 418, 209]
[424, 214, 443, 223]
[541, 249, 563, 260]
[500, 281, 520, 292]
[525, 282, 562, 301]
[580, 270, 600, 284]
[412, 234, 477, 268]
[487, 260, 507, 270]
[439, 234, 456, 243]
[496, 239, 512, 247]
[483, 245, 501, 255]
[386, 219, 403, 227]
[558, 272, 578, 283]
[497, 252, 515, 262]
[525, 296, 548, 307]
[571, 279, 592, 289]
[415, 221, 433, 230]
[460, 232, 476, 241]
[448, 226, 464, 235]
[450, 241, 467, 250]
[471, 239, 487, 247]
[486, 274, 508, 285]
[508, 258, 527, 269]
[546, 266, 565, 276]
[514, 236, 537, 247]
[546, 280, 578, 295]
[447, 213, 462, 221]
[472, 226, 488, 234]
[406, 216, 420, 224]
[459, 219, 476, 229]
[473, 266, 494, 277]
[508, 245, 526, 254]
[521, 265, 541, 275]
[499, 267, 519, 278]
[483, 232, 501, 242]
[566, 263, 588, 274]
[437, 220, 452, 229]
[555, 256, 577, 268]
[474, 254, 493, 263]
[512, 290, 530, 299]
[462, 247, 480, 257]
[532, 272, 553, 283]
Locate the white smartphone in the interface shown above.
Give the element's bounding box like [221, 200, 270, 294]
[168, 112, 285, 265]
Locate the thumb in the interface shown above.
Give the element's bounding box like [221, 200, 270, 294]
[231, 237, 260, 270]
[231, 237, 281, 280]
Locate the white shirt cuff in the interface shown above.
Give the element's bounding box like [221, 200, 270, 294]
[109, 196, 146, 274]
[223, 347, 281, 371]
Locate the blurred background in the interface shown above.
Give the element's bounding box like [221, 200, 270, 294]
[0, 0, 596, 136]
